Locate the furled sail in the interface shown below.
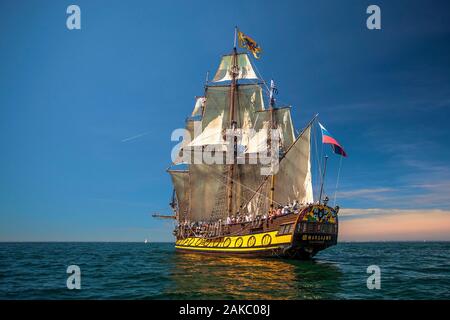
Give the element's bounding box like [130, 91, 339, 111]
[168, 170, 190, 221]
[213, 53, 258, 82]
[273, 125, 313, 206]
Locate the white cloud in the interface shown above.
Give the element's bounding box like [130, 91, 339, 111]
[337, 188, 394, 199]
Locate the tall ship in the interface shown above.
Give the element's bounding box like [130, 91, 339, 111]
[157, 29, 346, 259]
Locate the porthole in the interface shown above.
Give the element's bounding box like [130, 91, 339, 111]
[247, 236, 256, 247]
[223, 238, 231, 247]
[262, 234, 272, 246]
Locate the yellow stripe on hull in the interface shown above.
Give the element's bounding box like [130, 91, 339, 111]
[175, 231, 292, 253]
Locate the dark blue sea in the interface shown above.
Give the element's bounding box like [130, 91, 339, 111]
[0, 242, 449, 299]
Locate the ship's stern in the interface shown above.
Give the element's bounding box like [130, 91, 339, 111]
[284, 205, 339, 259]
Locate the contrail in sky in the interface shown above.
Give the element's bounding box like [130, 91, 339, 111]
[121, 131, 150, 142]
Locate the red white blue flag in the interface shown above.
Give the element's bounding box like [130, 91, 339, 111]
[318, 122, 347, 157]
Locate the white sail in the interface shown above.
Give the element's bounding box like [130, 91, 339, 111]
[168, 170, 190, 221]
[213, 53, 258, 82]
[236, 84, 265, 130]
[189, 164, 226, 221]
[275, 107, 296, 150]
[244, 107, 295, 154]
[204, 84, 265, 130]
[189, 84, 264, 148]
[173, 119, 200, 165]
[245, 122, 269, 154]
[188, 112, 226, 147]
[191, 96, 205, 118]
[235, 163, 268, 215]
[273, 125, 313, 206]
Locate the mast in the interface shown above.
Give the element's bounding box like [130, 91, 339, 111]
[226, 27, 239, 217]
[268, 80, 276, 214]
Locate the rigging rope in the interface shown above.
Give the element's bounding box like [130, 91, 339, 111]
[249, 58, 271, 95]
[312, 122, 323, 200]
[333, 155, 343, 207]
[211, 166, 283, 210]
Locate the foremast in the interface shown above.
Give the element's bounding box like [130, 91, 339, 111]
[226, 31, 239, 218]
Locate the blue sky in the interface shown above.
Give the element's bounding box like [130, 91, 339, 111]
[1, 0, 450, 241]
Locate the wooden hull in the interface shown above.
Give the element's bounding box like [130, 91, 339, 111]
[175, 205, 338, 260]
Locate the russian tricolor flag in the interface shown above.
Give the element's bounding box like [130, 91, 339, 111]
[318, 122, 347, 157]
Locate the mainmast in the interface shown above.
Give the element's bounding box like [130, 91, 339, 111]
[226, 28, 239, 217]
[268, 80, 277, 215]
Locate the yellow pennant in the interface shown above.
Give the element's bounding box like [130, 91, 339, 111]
[237, 31, 262, 59]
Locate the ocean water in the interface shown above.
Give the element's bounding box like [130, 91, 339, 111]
[0, 242, 449, 300]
